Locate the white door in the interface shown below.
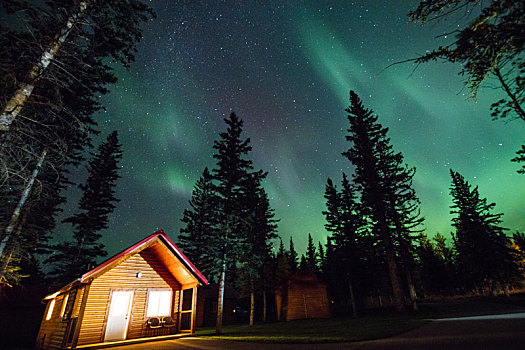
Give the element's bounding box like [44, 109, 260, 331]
[104, 291, 133, 341]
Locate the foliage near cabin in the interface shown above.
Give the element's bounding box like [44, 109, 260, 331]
[0, 0, 153, 288]
[178, 167, 220, 281]
[47, 131, 123, 284]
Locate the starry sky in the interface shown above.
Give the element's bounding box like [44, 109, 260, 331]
[57, 0, 525, 257]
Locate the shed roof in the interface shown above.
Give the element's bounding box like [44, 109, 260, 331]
[44, 230, 208, 300]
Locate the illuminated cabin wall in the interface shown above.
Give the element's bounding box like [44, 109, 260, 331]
[35, 287, 86, 350]
[76, 250, 181, 346]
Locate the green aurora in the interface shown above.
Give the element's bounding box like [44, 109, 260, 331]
[57, 1, 525, 256]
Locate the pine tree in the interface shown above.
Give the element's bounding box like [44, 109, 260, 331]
[342, 91, 423, 311]
[178, 168, 220, 281]
[211, 112, 255, 334]
[287, 236, 298, 270]
[0, 157, 66, 289]
[317, 242, 325, 273]
[449, 169, 520, 293]
[47, 131, 122, 284]
[299, 254, 307, 270]
[305, 233, 318, 273]
[275, 239, 290, 283]
[409, 1, 524, 121]
[512, 231, 525, 277]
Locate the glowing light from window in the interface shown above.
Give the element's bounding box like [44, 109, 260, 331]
[46, 299, 56, 320]
[146, 290, 172, 317]
[60, 294, 69, 317]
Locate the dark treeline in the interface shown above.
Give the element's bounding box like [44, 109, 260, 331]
[314, 92, 524, 315]
[178, 91, 525, 327]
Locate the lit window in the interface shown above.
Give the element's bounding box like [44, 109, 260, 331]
[46, 299, 56, 321]
[146, 290, 172, 317]
[60, 294, 69, 318]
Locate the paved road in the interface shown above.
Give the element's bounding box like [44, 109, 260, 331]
[103, 312, 525, 350]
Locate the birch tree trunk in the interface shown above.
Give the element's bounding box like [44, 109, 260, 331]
[215, 258, 226, 335]
[0, 148, 46, 283]
[0, 1, 88, 132]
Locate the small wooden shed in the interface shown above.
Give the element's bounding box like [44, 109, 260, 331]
[35, 230, 207, 350]
[275, 271, 330, 321]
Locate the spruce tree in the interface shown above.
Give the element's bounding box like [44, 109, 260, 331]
[299, 254, 307, 270]
[47, 131, 122, 284]
[212, 112, 255, 333]
[275, 239, 290, 283]
[342, 91, 423, 311]
[305, 233, 318, 273]
[287, 236, 298, 270]
[449, 169, 520, 293]
[178, 168, 220, 281]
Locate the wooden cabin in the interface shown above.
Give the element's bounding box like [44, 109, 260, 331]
[35, 230, 207, 350]
[275, 271, 330, 321]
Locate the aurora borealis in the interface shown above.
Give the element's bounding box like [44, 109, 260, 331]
[58, 1, 525, 256]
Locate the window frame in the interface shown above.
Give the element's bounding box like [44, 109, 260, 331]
[145, 289, 172, 319]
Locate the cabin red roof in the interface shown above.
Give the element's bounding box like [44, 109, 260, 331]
[80, 230, 208, 285]
[44, 230, 207, 300]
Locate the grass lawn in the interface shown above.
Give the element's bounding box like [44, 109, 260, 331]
[194, 313, 430, 343]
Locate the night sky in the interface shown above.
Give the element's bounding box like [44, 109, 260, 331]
[57, 1, 525, 257]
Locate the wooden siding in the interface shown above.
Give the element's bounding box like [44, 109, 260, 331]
[76, 250, 181, 346]
[35, 286, 87, 350]
[286, 281, 330, 320]
[276, 273, 330, 321]
[72, 287, 85, 318]
[35, 295, 67, 350]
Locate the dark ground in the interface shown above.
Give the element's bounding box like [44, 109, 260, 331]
[94, 313, 525, 350]
[4, 292, 525, 349]
[0, 285, 48, 350]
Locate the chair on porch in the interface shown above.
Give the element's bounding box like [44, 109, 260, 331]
[147, 317, 162, 329]
[161, 316, 176, 328]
